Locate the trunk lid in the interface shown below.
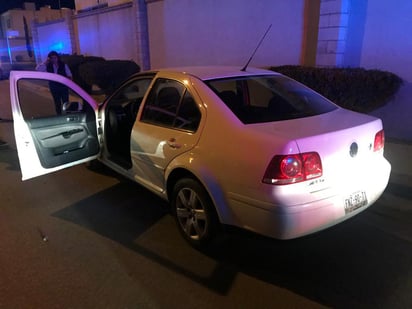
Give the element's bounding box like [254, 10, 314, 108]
[248, 108, 385, 184]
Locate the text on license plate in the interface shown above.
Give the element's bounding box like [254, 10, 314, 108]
[344, 191, 368, 214]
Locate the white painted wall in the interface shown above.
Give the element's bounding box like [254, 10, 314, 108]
[360, 1, 412, 83]
[360, 1, 412, 141]
[36, 21, 72, 61]
[147, 0, 306, 69]
[74, 6, 137, 61]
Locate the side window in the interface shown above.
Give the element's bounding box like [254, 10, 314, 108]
[207, 79, 243, 111]
[175, 91, 201, 131]
[141, 78, 201, 132]
[17, 79, 89, 120]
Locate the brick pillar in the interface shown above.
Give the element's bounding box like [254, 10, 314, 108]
[316, 0, 350, 67]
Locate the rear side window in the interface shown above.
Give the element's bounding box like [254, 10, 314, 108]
[206, 75, 337, 124]
[141, 78, 201, 132]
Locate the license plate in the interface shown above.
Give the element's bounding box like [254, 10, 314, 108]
[344, 191, 368, 214]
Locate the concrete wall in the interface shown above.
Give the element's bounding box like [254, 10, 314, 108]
[360, 1, 412, 83]
[1, 10, 36, 62]
[68, 0, 412, 83]
[35, 19, 73, 62]
[363, 1, 412, 141]
[1, 10, 35, 38]
[147, 0, 306, 69]
[73, 3, 138, 62]
[0, 6, 65, 63]
[75, 0, 131, 11]
[316, 0, 411, 83]
[6, 0, 411, 83]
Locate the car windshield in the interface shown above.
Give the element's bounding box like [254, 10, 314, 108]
[205, 75, 338, 124]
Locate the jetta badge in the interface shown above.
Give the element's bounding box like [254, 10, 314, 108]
[350, 142, 358, 157]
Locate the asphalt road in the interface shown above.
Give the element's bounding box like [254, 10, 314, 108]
[1, 80, 412, 308]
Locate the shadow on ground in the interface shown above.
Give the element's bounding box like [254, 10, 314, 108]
[0, 147, 21, 172]
[386, 182, 412, 200]
[51, 177, 412, 309]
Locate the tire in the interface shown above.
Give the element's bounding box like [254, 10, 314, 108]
[171, 178, 219, 248]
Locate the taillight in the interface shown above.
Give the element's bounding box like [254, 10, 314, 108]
[263, 152, 322, 185]
[373, 130, 385, 152]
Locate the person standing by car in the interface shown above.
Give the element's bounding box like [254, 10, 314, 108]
[36, 51, 73, 115]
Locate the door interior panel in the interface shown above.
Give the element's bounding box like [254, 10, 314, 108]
[27, 113, 99, 168]
[16, 77, 100, 169]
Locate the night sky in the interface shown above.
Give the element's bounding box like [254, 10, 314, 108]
[0, 0, 75, 14]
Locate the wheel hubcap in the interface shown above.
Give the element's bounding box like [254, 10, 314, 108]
[176, 188, 207, 240]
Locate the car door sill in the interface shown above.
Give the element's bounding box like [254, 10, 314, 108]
[108, 155, 132, 170]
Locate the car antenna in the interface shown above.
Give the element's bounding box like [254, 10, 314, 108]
[241, 24, 272, 72]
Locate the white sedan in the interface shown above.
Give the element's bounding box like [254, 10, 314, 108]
[10, 67, 391, 247]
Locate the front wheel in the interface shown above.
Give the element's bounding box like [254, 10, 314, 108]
[171, 178, 219, 248]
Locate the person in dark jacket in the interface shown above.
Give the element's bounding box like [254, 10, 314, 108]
[36, 51, 73, 115]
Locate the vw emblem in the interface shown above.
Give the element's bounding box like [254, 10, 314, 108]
[349, 142, 358, 157]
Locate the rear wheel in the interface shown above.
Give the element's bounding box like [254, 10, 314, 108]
[171, 178, 219, 247]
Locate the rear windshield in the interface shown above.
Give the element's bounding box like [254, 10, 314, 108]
[205, 75, 337, 124]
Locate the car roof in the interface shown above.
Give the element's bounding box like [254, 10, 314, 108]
[147, 66, 279, 81]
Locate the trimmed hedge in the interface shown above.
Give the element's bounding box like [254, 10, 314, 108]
[61, 54, 140, 95]
[61, 54, 105, 93]
[78, 60, 140, 95]
[270, 65, 403, 112]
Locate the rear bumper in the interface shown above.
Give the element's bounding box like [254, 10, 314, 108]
[226, 158, 391, 239]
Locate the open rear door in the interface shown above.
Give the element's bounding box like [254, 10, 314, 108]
[10, 71, 101, 180]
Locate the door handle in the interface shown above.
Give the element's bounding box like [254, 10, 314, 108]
[167, 138, 181, 149]
[42, 128, 84, 140]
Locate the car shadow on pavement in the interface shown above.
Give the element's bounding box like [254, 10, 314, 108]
[386, 182, 412, 200]
[52, 180, 169, 244]
[0, 147, 22, 172]
[205, 214, 412, 308]
[51, 179, 412, 308]
[51, 179, 239, 295]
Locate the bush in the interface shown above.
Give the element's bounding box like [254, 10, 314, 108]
[78, 60, 140, 95]
[61, 54, 140, 95]
[269, 65, 403, 112]
[61, 54, 106, 93]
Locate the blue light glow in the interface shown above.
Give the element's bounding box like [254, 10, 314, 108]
[49, 42, 65, 52]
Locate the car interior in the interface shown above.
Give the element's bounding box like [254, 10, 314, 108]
[17, 78, 99, 168]
[105, 95, 143, 169]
